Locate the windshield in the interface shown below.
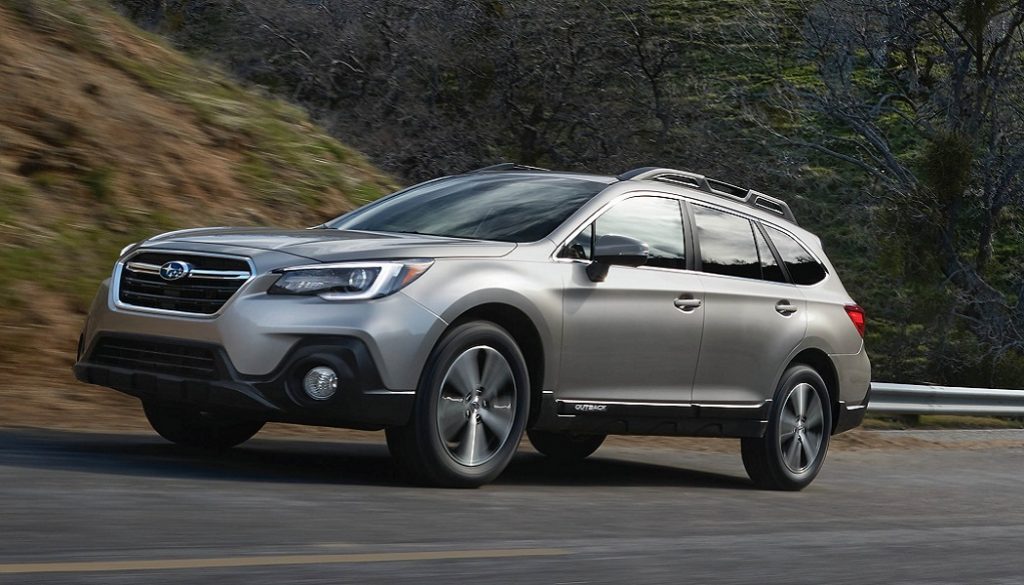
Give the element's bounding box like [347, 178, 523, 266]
[327, 174, 608, 242]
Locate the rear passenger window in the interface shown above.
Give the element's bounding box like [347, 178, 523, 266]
[594, 197, 686, 270]
[692, 205, 760, 279]
[754, 226, 787, 283]
[765, 226, 827, 285]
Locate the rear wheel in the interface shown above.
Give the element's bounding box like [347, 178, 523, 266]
[143, 402, 264, 450]
[741, 365, 832, 491]
[528, 430, 605, 462]
[386, 321, 530, 488]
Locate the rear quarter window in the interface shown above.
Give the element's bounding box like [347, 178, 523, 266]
[765, 226, 827, 285]
[692, 205, 760, 279]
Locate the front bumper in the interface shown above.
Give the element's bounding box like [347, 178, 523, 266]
[81, 277, 447, 391]
[74, 333, 414, 429]
[76, 272, 448, 429]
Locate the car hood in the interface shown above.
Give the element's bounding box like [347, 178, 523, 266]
[139, 227, 517, 268]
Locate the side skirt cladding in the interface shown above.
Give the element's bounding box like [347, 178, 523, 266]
[532, 396, 769, 438]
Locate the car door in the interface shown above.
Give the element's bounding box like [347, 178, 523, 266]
[688, 203, 807, 406]
[558, 194, 705, 404]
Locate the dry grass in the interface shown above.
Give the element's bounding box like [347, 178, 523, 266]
[0, 0, 395, 425]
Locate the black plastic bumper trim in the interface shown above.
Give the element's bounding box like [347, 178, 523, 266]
[73, 333, 414, 429]
[833, 402, 868, 435]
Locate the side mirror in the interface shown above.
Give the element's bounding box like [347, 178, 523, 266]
[586, 234, 649, 282]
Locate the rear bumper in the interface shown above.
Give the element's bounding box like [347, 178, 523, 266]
[833, 384, 871, 435]
[73, 333, 414, 429]
[829, 345, 871, 434]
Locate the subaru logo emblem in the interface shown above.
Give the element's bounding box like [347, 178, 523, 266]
[159, 260, 193, 281]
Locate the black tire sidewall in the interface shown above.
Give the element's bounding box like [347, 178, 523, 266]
[765, 365, 832, 488]
[143, 401, 264, 450]
[527, 430, 606, 461]
[411, 321, 530, 487]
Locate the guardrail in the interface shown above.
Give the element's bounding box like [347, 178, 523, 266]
[868, 383, 1024, 417]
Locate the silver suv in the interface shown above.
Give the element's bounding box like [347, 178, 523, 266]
[74, 164, 871, 490]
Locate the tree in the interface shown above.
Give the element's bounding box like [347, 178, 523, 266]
[759, 0, 1024, 362]
[113, 0, 707, 180]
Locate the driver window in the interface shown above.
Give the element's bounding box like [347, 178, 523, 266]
[560, 196, 686, 269]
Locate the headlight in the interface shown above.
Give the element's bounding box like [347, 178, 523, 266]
[268, 260, 433, 300]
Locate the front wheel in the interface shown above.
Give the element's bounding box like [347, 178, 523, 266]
[143, 402, 264, 450]
[387, 321, 530, 488]
[741, 365, 832, 491]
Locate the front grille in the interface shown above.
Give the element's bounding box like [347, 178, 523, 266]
[118, 252, 251, 315]
[90, 337, 219, 379]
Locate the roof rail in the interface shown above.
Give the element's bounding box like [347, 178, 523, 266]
[619, 167, 797, 224]
[470, 163, 550, 173]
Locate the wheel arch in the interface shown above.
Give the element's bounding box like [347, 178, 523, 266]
[787, 348, 841, 434]
[446, 303, 547, 425]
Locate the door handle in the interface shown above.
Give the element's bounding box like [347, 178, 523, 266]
[674, 297, 703, 311]
[775, 301, 798, 315]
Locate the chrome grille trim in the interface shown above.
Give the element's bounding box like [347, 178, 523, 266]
[111, 249, 256, 318]
[124, 261, 251, 280]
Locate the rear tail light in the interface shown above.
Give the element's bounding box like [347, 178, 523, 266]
[844, 304, 866, 338]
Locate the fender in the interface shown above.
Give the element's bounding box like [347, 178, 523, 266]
[402, 258, 565, 391]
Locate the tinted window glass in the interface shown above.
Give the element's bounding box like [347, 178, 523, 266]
[593, 197, 686, 270]
[754, 226, 787, 283]
[766, 226, 827, 285]
[329, 174, 606, 242]
[693, 205, 760, 279]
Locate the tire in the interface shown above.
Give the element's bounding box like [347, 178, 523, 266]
[386, 321, 530, 488]
[143, 401, 264, 450]
[741, 365, 832, 491]
[528, 430, 605, 462]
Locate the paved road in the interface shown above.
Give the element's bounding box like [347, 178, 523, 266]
[0, 429, 1022, 584]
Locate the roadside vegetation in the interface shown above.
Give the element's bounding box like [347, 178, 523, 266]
[0, 0, 393, 423]
[864, 415, 1024, 430]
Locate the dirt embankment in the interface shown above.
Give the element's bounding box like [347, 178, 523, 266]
[0, 0, 394, 428]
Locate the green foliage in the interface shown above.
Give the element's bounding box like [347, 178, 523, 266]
[28, 171, 62, 190]
[865, 414, 1024, 429]
[79, 167, 114, 202]
[115, 58, 376, 207]
[0, 197, 174, 311]
[0, 183, 30, 225]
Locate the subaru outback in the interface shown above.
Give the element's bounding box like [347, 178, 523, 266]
[74, 164, 871, 490]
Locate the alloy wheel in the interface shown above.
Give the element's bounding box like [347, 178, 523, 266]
[778, 382, 825, 473]
[436, 345, 517, 467]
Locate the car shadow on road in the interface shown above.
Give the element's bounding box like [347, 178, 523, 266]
[499, 453, 752, 489]
[0, 428, 754, 490]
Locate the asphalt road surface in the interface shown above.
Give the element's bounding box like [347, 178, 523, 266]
[1, 428, 1022, 584]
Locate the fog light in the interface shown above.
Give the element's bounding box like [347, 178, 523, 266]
[302, 366, 338, 401]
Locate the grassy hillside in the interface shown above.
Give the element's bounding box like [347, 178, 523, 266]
[0, 0, 394, 427]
